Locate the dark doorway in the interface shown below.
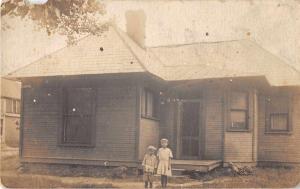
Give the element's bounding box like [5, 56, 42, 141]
[181, 101, 201, 159]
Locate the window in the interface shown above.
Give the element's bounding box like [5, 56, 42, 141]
[15, 100, 21, 114]
[1, 99, 5, 113]
[5, 98, 20, 114]
[141, 89, 159, 119]
[6, 99, 13, 113]
[266, 96, 291, 133]
[62, 88, 95, 146]
[228, 92, 249, 131]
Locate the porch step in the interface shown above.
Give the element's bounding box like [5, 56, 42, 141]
[172, 160, 222, 173]
[172, 168, 186, 176]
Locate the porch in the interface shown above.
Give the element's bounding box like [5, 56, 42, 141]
[172, 159, 222, 173]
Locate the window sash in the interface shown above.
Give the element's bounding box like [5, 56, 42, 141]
[228, 91, 249, 131]
[265, 95, 292, 133]
[230, 110, 248, 130]
[61, 88, 95, 146]
[6, 99, 13, 113]
[141, 89, 159, 119]
[270, 113, 289, 131]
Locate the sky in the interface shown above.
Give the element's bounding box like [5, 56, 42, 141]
[1, 0, 300, 75]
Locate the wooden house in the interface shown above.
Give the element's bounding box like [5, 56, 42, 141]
[1, 78, 21, 147]
[6, 23, 300, 171]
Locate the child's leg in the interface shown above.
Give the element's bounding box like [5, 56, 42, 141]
[149, 182, 153, 188]
[161, 175, 164, 186]
[144, 181, 148, 188]
[165, 176, 168, 187]
[162, 175, 167, 187]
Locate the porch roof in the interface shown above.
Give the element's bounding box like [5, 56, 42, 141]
[6, 25, 300, 87]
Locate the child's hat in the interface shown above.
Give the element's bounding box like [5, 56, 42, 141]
[160, 138, 168, 143]
[147, 145, 157, 150]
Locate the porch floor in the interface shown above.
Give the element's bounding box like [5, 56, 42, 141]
[172, 160, 222, 173]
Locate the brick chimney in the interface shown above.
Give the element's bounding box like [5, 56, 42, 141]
[125, 10, 146, 48]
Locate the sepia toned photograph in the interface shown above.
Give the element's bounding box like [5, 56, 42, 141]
[1, 0, 300, 188]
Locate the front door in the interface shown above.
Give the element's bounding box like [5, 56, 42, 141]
[180, 101, 201, 159]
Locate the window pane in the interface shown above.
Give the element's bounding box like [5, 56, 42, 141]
[6, 99, 13, 113]
[231, 92, 248, 110]
[16, 100, 20, 114]
[230, 110, 247, 130]
[13, 100, 17, 113]
[1, 99, 5, 113]
[146, 91, 154, 117]
[66, 88, 93, 115]
[271, 114, 288, 131]
[64, 116, 92, 144]
[267, 96, 289, 113]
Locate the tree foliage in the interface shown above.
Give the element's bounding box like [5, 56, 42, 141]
[1, 0, 109, 44]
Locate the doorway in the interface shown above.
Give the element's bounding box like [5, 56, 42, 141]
[180, 101, 201, 159]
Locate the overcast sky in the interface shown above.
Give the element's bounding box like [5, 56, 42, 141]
[1, 0, 300, 75]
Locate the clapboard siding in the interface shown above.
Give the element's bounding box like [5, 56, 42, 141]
[203, 89, 223, 160]
[138, 118, 160, 160]
[224, 132, 253, 162]
[258, 94, 300, 163]
[223, 90, 255, 162]
[22, 82, 138, 163]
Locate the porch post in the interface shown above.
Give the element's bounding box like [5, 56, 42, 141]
[252, 89, 258, 164]
[175, 101, 182, 159]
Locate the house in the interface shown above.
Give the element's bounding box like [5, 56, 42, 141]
[6, 14, 300, 171]
[1, 78, 21, 147]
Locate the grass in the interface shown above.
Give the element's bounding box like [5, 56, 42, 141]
[1, 147, 300, 188]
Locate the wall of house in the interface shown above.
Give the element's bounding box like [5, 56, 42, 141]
[138, 118, 159, 160]
[3, 115, 20, 147]
[203, 88, 224, 160]
[21, 81, 138, 165]
[258, 94, 300, 163]
[223, 90, 256, 163]
[1, 78, 21, 147]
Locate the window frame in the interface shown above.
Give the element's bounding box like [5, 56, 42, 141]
[265, 95, 293, 134]
[227, 91, 250, 132]
[59, 87, 96, 147]
[141, 88, 159, 121]
[4, 98, 20, 114]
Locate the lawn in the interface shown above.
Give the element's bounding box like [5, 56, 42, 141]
[1, 147, 300, 188]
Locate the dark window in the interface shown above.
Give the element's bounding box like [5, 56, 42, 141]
[6, 99, 13, 113]
[62, 88, 95, 146]
[266, 96, 291, 133]
[228, 92, 249, 131]
[141, 89, 159, 119]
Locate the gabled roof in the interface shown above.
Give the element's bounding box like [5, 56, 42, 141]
[7, 27, 146, 78]
[7, 26, 300, 87]
[146, 40, 300, 86]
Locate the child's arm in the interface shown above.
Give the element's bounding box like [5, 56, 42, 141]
[142, 155, 146, 167]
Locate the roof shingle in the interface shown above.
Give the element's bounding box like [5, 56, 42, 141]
[7, 26, 300, 87]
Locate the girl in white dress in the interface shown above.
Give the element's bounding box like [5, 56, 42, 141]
[157, 138, 173, 188]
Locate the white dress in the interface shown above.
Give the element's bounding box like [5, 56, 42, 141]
[156, 147, 173, 176]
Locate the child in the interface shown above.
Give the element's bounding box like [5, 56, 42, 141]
[142, 145, 158, 188]
[157, 138, 173, 188]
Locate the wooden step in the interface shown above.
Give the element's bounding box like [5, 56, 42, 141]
[171, 160, 222, 173]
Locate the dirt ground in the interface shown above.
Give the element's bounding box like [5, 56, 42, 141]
[1, 146, 300, 188]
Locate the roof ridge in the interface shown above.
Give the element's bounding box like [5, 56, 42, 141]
[148, 38, 248, 49]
